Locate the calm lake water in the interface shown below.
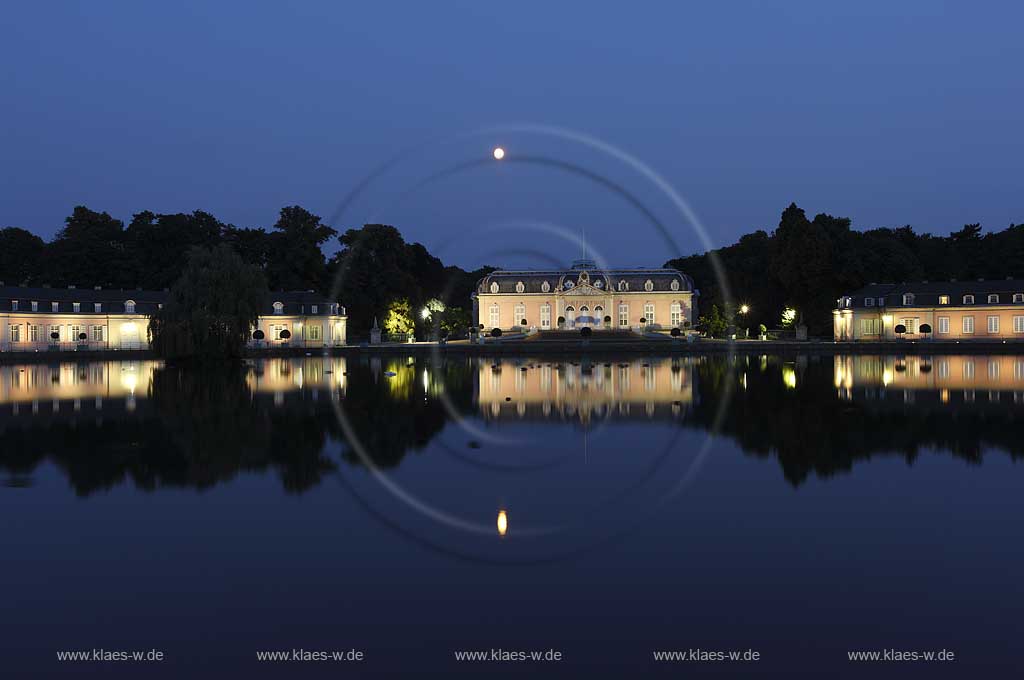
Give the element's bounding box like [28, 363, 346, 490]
[2, 353, 1022, 677]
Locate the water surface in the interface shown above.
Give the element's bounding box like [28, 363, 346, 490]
[2, 353, 1021, 677]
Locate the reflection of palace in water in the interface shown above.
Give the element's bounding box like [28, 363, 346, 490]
[476, 358, 695, 421]
[834, 355, 1024, 406]
[0, 357, 348, 429]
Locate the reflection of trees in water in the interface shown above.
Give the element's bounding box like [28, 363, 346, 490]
[3, 355, 1022, 494]
[0, 366, 340, 495]
[690, 356, 1024, 486]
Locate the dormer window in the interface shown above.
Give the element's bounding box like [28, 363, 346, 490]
[865, 298, 874, 307]
[94, 303, 102, 313]
[877, 297, 885, 306]
[902, 293, 914, 305]
[963, 295, 974, 305]
[125, 300, 136, 314]
[272, 301, 284, 315]
[311, 304, 318, 314]
[490, 282, 499, 294]
[644, 280, 654, 292]
[595, 279, 603, 289]
[670, 279, 680, 291]
[541, 280, 550, 293]
[988, 294, 999, 304]
[73, 302, 81, 313]
[618, 280, 628, 291]
[31, 301, 38, 312]
[515, 281, 525, 293]
[939, 295, 950, 305]
[51, 302, 59, 312]
[1014, 293, 1024, 303]
[10, 300, 17, 311]
[565, 280, 574, 289]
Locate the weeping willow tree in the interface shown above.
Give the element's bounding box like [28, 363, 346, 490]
[150, 245, 268, 361]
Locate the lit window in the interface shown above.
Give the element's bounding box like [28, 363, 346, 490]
[8, 325, 20, 343]
[963, 316, 975, 334]
[670, 302, 682, 327]
[988, 315, 1000, 333]
[514, 304, 526, 326]
[939, 295, 949, 305]
[644, 303, 655, 324]
[311, 304, 318, 314]
[1014, 316, 1024, 333]
[618, 303, 629, 327]
[489, 304, 499, 329]
[125, 300, 136, 314]
[272, 301, 284, 315]
[91, 325, 105, 341]
[937, 316, 950, 334]
[988, 294, 999, 304]
[963, 295, 974, 305]
[540, 304, 551, 329]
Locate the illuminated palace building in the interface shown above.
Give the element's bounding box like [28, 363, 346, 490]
[473, 259, 697, 332]
[834, 279, 1024, 341]
[0, 285, 347, 352]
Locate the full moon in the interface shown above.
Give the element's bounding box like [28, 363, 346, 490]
[492, 147, 505, 160]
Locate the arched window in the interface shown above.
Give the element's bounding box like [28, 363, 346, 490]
[272, 301, 284, 315]
[644, 280, 654, 292]
[670, 279, 680, 291]
[490, 281, 499, 294]
[594, 279, 603, 289]
[516, 281, 525, 293]
[125, 300, 136, 314]
[595, 305, 604, 328]
[541, 280, 550, 293]
[618, 280, 628, 291]
[565, 305, 576, 328]
[565, 280, 574, 289]
[670, 302, 682, 327]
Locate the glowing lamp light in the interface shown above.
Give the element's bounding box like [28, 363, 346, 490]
[492, 147, 505, 160]
[740, 305, 750, 315]
[496, 510, 508, 536]
[420, 307, 431, 320]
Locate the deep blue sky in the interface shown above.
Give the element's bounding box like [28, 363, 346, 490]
[2, 1, 1022, 269]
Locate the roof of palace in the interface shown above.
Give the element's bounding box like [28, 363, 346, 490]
[476, 259, 695, 295]
[842, 279, 1024, 308]
[0, 285, 341, 316]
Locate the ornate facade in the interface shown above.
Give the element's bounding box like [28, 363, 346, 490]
[472, 259, 697, 333]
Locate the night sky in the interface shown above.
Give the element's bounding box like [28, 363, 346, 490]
[3, 1, 1022, 269]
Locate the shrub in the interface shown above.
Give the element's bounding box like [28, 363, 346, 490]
[491, 327, 502, 337]
[670, 327, 681, 337]
[580, 326, 592, 338]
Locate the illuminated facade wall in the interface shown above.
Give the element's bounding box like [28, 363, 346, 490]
[834, 355, 1024, 395]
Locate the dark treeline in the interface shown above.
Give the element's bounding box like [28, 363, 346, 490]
[0, 206, 492, 337]
[667, 203, 1024, 336]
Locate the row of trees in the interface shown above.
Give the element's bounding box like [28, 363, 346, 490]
[668, 203, 1024, 336]
[0, 207, 493, 350]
